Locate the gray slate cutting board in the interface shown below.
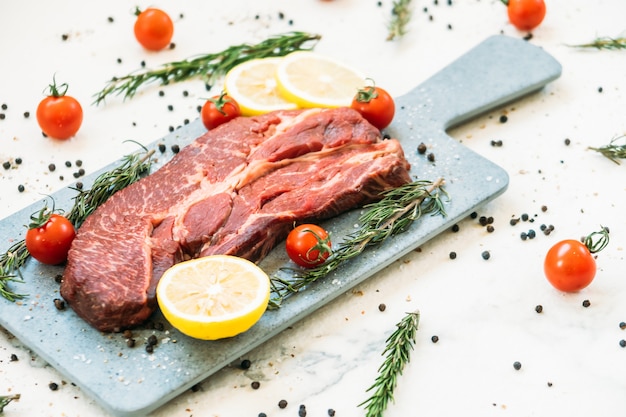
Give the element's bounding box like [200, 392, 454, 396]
[0, 35, 561, 417]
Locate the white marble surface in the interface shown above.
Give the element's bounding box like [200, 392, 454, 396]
[1, 0, 626, 416]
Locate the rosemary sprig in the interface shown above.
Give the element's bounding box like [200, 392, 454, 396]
[569, 37, 626, 50]
[0, 394, 20, 412]
[269, 178, 446, 307]
[359, 310, 420, 417]
[588, 135, 626, 165]
[66, 145, 155, 228]
[387, 0, 413, 41]
[0, 144, 155, 302]
[0, 241, 29, 301]
[94, 31, 321, 105]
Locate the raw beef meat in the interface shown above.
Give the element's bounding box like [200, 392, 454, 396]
[60, 107, 412, 332]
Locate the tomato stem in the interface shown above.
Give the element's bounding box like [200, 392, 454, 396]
[500, 0, 509, 5]
[583, 226, 610, 254]
[44, 75, 69, 98]
[354, 79, 379, 104]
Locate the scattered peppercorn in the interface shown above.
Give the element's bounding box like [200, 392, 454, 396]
[470, 212, 478, 219]
[145, 344, 154, 354]
[75, 160, 82, 167]
[527, 229, 536, 239]
[0, 113, 5, 120]
[61, 33, 69, 41]
[168, 126, 175, 132]
[299, 404, 307, 417]
[481, 250, 490, 260]
[619, 322, 626, 330]
[328, 410, 336, 417]
[490, 139, 503, 147]
[510, 217, 519, 226]
[65, 161, 72, 167]
[278, 399, 288, 409]
[449, 251, 457, 259]
[23, 111, 30, 118]
[49, 382, 59, 391]
[53, 298, 66, 310]
[1, 104, 7, 110]
[167, 104, 174, 111]
[2, 161, 10, 170]
[158, 143, 166, 153]
[240, 359, 251, 369]
[479, 216, 488, 226]
[75, 182, 83, 190]
[158, 90, 165, 97]
[117, 58, 122, 64]
[169, 42, 176, 50]
[513, 361, 522, 370]
[107, 16, 114, 22]
[251, 381, 261, 389]
[147, 334, 158, 346]
[48, 163, 56, 172]
[535, 305, 543, 313]
[521, 213, 529, 221]
[620, 340, 626, 348]
[431, 335, 439, 343]
[547, 381, 553, 387]
[171, 144, 180, 153]
[14, 157, 22, 165]
[427, 152, 435, 162]
[126, 338, 136, 348]
[258, 413, 267, 417]
[598, 86, 603, 93]
[417, 142, 427, 154]
[499, 115, 508, 123]
[486, 225, 495, 233]
[582, 299, 591, 308]
[17, 184, 25, 192]
[451, 224, 459, 232]
[378, 303, 386, 312]
[10, 353, 18, 361]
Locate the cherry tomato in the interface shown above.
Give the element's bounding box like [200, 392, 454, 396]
[350, 82, 395, 130]
[505, 0, 546, 31]
[285, 224, 332, 268]
[36, 77, 83, 140]
[543, 228, 609, 292]
[134, 7, 174, 51]
[25, 213, 76, 265]
[201, 92, 242, 130]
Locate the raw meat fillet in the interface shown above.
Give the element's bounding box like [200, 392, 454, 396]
[60, 107, 412, 332]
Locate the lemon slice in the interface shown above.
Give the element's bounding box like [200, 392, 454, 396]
[224, 57, 298, 116]
[156, 255, 270, 340]
[275, 51, 366, 108]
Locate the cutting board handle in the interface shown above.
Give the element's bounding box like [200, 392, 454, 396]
[399, 35, 562, 130]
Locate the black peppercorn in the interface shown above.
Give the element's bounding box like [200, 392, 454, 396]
[49, 382, 59, 391]
[171, 144, 180, 153]
[535, 305, 543, 313]
[427, 152, 435, 162]
[48, 163, 56, 172]
[278, 399, 288, 409]
[582, 299, 591, 308]
[17, 184, 25, 192]
[251, 381, 260, 389]
[240, 359, 251, 369]
[2, 161, 10, 170]
[53, 298, 66, 310]
[449, 251, 457, 259]
[431, 335, 439, 343]
[619, 322, 626, 330]
[328, 410, 336, 417]
[378, 303, 386, 312]
[513, 361, 522, 370]
[481, 250, 490, 260]
[147, 334, 158, 346]
[620, 340, 626, 348]
[417, 142, 427, 154]
[15, 157, 22, 164]
[499, 114, 508, 123]
[451, 224, 459, 232]
[10, 354, 18, 361]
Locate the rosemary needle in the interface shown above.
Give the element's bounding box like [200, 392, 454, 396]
[94, 31, 321, 105]
[0, 394, 20, 412]
[387, 0, 413, 41]
[359, 310, 420, 417]
[569, 37, 626, 50]
[588, 136, 626, 165]
[269, 178, 446, 307]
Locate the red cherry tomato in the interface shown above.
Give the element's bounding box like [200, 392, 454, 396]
[201, 92, 242, 130]
[25, 213, 76, 265]
[285, 224, 332, 268]
[505, 0, 546, 31]
[36, 77, 83, 140]
[134, 7, 174, 51]
[350, 82, 395, 130]
[543, 228, 609, 292]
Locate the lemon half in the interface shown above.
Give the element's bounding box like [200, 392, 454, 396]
[224, 57, 298, 116]
[275, 51, 366, 108]
[156, 255, 270, 340]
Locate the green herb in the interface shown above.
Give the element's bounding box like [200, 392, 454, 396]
[66, 144, 155, 228]
[588, 135, 626, 165]
[0, 241, 29, 301]
[0, 144, 155, 302]
[269, 178, 446, 308]
[387, 0, 413, 41]
[0, 394, 20, 412]
[94, 31, 321, 105]
[569, 37, 626, 50]
[359, 310, 420, 417]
